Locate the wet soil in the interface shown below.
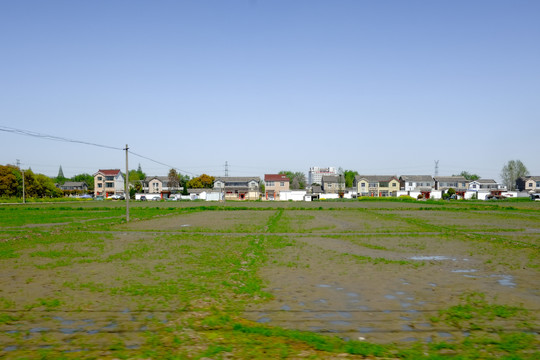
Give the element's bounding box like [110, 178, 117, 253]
[244, 210, 540, 344]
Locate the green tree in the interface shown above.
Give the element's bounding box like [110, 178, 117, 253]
[279, 171, 306, 189]
[343, 170, 358, 188]
[129, 165, 147, 193]
[36, 173, 62, 197]
[168, 168, 180, 190]
[187, 174, 215, 189]
[137, 163, 146, 180]
[71, 173, 94, 191]
[0, 165, 20, 197]
[17, 169, 62, 198]
[454, 171, 479, 181]
[179, 174, 190, 188]
[501, 160, 529, 191]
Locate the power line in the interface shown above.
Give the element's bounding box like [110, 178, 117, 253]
[1, 125, 198, 176]
[0, 125, 123, 151]
[128, 150, 197, 176]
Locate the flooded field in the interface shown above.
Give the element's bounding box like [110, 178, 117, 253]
[0, 201, 539, 359]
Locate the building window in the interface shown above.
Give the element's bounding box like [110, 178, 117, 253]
[267, 181, 275, 187]
[280, 182, 284, 186]
[105, 182, 114, 188]
[392, 183, 396, 187]
[97, 176, 102, 181]
[98, 183, 102, 188]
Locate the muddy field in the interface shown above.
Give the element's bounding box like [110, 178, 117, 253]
[241, 208, 540, 344]
[0, 201, 539, 358]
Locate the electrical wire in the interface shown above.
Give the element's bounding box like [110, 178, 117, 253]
[0, 125, 123, 151]
[1, 125, 199, 176]
[128, 150, 197, 176]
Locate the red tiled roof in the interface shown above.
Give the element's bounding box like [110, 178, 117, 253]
[97, 169, 121, 176]
[265, 174, 289, 182]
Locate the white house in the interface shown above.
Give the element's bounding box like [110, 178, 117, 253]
[93, 169, 124, 197]
[214, 176, 260, 200]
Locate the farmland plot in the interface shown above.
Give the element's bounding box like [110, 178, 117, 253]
[0, 201, 538, 359]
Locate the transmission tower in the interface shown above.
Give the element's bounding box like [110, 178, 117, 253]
[434, 160, 439, 177]
[224, 161, 229, 177]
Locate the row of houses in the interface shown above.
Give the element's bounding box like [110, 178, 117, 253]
[85, 169, 540, 201]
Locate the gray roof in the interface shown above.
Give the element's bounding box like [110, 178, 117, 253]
[62, 181, 87, 187]
[214, 176, 260, 182]
[145, 176, 169, 182]
[434, 176, 468, 182]
[521, 176, 540, 181]
[321, 175, 344, 183]
[355, 175, 398, 182]
[400, 175, 434, 182]
[474, 179, 497, 184]
[188, 188, 207, 194]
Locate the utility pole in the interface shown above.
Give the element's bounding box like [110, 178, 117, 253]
[125, 144, 130, 222]
[16, 159, 25, 204]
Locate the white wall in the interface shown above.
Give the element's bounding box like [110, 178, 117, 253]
[206, 192, 222, 201]
[320, 193, 340, 200]
[280, 190, 306, 201]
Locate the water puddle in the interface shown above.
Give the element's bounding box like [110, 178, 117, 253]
[358, 327, 374, 333]
[437, 332, 453, 338]
[330, 320, 351, 326]
[29, 327, 49, 333]
[409, 255, 457, 261]
[256, 317, 271, 323]
[493, 275, 516, 287]
[401, 337, 418, 342]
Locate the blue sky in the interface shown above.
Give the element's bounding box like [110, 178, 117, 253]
[1, 0, 538, 180]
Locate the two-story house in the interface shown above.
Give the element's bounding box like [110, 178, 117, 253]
[264, 174, 290, 200]
[93, 169, 124, 197]
[144, 176, 183, 198]
[214, 176, 260, 200]
[468, 179, 501, 191]
[321, 175, 345, 195]
[354, 175, 400, 197]
[434, 176, 469, 197]
[516, 176, 540, 192]
[399, 175, 435, 199]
